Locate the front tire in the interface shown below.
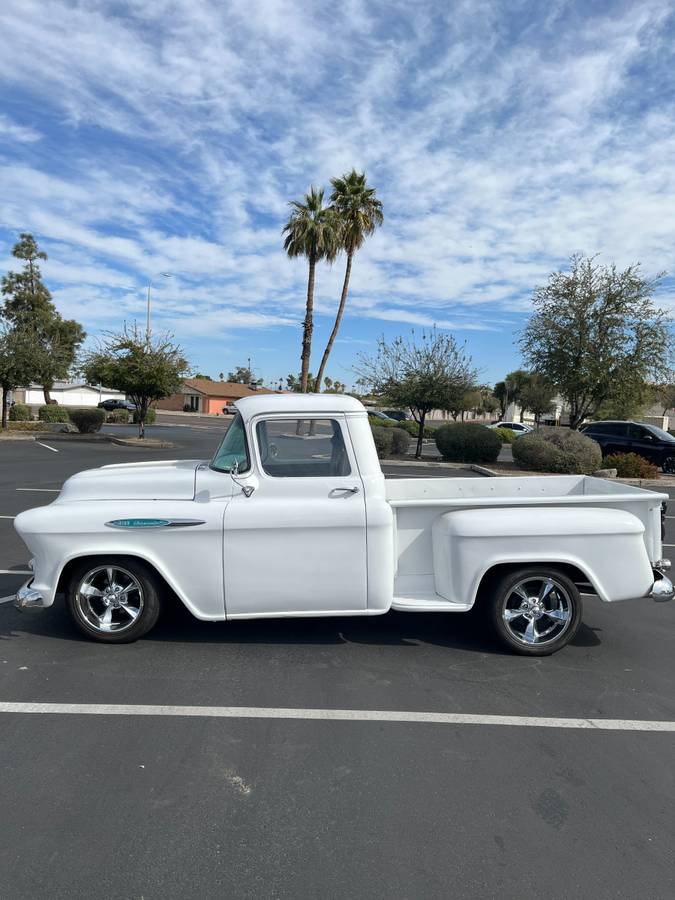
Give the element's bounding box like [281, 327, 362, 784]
[487, 567, 582, 656]
[66, 557, 162, 643]
[662, 455, 675, 474]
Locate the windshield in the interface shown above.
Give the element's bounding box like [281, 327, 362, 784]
[211, 413, 251, 472]
[646, 425, 675, 442]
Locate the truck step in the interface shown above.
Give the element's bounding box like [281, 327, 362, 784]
[391, 593, 471, 613]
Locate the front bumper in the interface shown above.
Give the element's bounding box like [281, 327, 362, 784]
[14, 579, 48, 611]
[650, 570, 674, 602]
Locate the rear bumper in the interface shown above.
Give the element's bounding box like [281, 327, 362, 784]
[14, 579, 48, 611]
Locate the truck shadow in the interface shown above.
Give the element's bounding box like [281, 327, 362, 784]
[0, 595, 602, 652]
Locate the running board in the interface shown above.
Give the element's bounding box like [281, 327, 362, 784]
[391, 593, 471, 613]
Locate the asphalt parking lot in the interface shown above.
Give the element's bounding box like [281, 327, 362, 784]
[1, 427, 674, 899]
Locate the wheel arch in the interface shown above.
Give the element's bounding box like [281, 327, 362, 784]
[57, 553, 182, 611]
[473, 559, 598, 609]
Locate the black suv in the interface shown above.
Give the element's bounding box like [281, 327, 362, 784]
[580, 420, 675, 472]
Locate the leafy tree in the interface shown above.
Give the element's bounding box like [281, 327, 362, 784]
[1, 233, 85, 403]
[504, 369, 531, 422]
[0, 325, 42, 429]
[283, 188, 340, 392]
[323, 376, 346, 393]
[656, 380, 675, 415]
[474, 385, 499, 418]
[596, 380, 656, 421]
[447, 385, 480, 421]
[314, 170, 383, 392]
[286, 372, 317, 392]
[193, 372, 213, 381]
[492, 381, 511, 418]
[519, 373, 556, 425]
[227, 366, 262, 386]
[520, 255, 671, 429]
[355, 329, 477, 458]
[83, 325, 189, 438]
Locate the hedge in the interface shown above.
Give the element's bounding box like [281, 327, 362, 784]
[9, 403, 32, 421]
[69, 407, 105, 433]
[106, 409, 129, 424]
[512, 428, 602, 474]
[495, 426, 515, 444]
[434, 423, 501, 463]
[133, 408, 156, 425]
[371, 425, 393, 458]
[390, 427, 411, 456]
[38, 405, 70, 423]
[603, 452, 659, 479]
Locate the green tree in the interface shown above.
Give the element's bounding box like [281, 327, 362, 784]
[314, 171, 383, 392]
[655, 380, 675, 415]
[504, 369, 531, 422]
[447, 385, 480, 421]
[519, 373, 556, 425]
[193, 372, 213, 381]
[355, 329, 477, 458]
[1, 233, 85, 403]
[520, 255, 671, 429]
[596, 381, 656, 421]
[492, 381, 511, 418]
[227, 366, 262, 386]
[286, 372, 317, 392]
[323, 376, 345, 393]
[83, 325, 189, 438]
[283, 188, 340, 392]
[0, 325, 42, 429]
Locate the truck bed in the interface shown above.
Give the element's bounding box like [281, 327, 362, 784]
[385, 475, 667, 609]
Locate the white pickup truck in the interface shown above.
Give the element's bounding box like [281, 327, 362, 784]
[14, 394, 673, 655]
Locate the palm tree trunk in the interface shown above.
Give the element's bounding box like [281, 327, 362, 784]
[1, 386, 8, 430]
[314, 251, 353, 392]
[300, 255, 316, 393]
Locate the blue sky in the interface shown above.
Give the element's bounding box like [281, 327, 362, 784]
[0, 0, 674, 389]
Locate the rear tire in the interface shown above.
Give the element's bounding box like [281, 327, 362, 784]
[662, 455, 675, 474]
[66, 557, 162, 643]
[487, 566, 582, 656]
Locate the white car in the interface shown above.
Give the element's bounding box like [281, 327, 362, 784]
[14, 395, 672, 655]
[488, 421, 533, 434]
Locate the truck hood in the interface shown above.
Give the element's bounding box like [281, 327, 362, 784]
[57, 459, 203, 502]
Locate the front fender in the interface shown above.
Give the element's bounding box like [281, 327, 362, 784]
[432, 506, 654, 606]
[14, 499, 227, 620]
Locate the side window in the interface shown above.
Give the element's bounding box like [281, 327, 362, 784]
[627, 424, 645, 440]
[256, 418, 351, 478]
[606, 423, 628, 437]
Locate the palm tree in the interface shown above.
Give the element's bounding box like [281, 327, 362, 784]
[283, 187, 340, 392]
[314, 170, 383, 392]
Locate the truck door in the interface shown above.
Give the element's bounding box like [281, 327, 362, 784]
[223, 415, 367, 617]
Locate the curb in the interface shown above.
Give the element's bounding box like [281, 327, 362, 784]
[0, 433, 175, 449]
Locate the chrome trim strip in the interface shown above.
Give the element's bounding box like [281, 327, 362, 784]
[105, 518, 206, 529]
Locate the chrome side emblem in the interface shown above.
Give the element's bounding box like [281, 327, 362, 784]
[105, 518, 206, 529]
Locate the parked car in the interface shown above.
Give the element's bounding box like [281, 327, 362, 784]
[221, 406, 237, 415]
[97, 399, 136, 412]
[382, 409, 411, 422]
[13, 395, 672, 655]
[488, 421, 533, 435]
[368, 410, 397, 422]
[580, 421, 675, 473]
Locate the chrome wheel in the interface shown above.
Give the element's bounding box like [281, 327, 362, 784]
[75, 565, 144, 634]
[502, 576, 572, 646]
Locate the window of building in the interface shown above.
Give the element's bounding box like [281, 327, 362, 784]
[256, 418, 351, 478]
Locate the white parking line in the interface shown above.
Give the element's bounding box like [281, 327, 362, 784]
[662, 543, 675, 548]
[0, 515, 15, 519]
[36, 441, 58, 453]
[0, 569, 32, 575]
[0, 596, 16, 604]
[16, 488, 60, 492]
[0, 702, 673, 731]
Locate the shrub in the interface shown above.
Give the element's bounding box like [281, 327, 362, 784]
[38, 405, 70, 423]
[512, 428, 602, 474]
[8, 421, 44, 431]
[133, 408, 156, 425]
[398, 419, 436, 439]
[603, 452, 659, 479]
[368, 415, 396, 428]
[183, 404, 195, 412]
[495, 426, 515, 444]
[391, 427, 411, 456]
[9, 403, 31, 421]
[434, 423, 501, 463]
[106, 409, 129, 424]
[69, 407, 105, 433]
[371, 425, 393, 458]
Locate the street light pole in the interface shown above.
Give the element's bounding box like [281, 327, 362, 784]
[146, 273, 172, 345]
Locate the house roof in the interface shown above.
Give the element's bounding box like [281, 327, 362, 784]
[27, 382, 124, 393]
[183, 379, 276, 398]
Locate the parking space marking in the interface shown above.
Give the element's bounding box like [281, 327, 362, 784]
[0, 569, 32, 575]
[36, 442, 59, 453]
[0, 702, 674, 731]
[662, 543, 675, 548]
[0, 515, 15, 519]
[16, 488, 60, 492]
[0, 596, 16, 604]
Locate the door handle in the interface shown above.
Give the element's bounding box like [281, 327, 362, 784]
[330, 486, 360, 496]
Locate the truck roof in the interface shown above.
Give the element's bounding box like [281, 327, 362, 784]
[234, 393, 367, 421]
